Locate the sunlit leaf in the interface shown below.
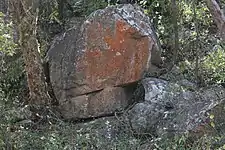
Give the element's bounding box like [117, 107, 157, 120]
[210, 122, 215, 128]
[209, 114, 214, 119]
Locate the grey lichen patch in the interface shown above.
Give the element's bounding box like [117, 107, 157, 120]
[128, 77, 225, 138]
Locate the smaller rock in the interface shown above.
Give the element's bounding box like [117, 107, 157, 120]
[128, 77, 225, 139]
[128, 102, 162, 134]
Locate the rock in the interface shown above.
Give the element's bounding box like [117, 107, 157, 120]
[128, 78, 225, 138]
[60, 86, 135, 119]
[65, 17, 85, 30]
[46, 4, 161, 119]
[128, 102, 162, 134]
[47, 4, 160, 97]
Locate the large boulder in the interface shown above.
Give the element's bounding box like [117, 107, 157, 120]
[46, 4, 161, 119]
[128, 78, 225, 138]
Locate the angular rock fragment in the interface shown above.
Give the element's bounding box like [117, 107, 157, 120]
[128, 78, 225, 138]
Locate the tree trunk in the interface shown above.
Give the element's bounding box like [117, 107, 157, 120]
[57, 0, 64, 24]
[9, 0, 49, 105]
[167, 0, 179, 71]
[172, 0, 179, 63]
[206, 0, 225, 40]
[193, 0, 200, 85]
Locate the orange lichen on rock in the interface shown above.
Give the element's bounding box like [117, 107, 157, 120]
[78, 19, 151, 91]
[47, 4, 159, 119]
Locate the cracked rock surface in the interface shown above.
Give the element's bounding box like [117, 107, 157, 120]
[128, 77, 225, 137]
[46, 4, 160, 119]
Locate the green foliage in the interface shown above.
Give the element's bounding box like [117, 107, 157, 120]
[153, 134, 225, 150]
[0, 92, 24, 150]
[0, 11, 25, 150]
[139, 0, 216, 64]
[179, 1, 214, 60]
[0, 114, 223, 150]
[0, 12, 25, 101]
[0, 0, 225, 149]
[71, 0, 107, 16]
[0, 55, 26, 101]
[7, 117, 142, 150]
[0, 12, 17, 56]
[201, 44, 225, 84]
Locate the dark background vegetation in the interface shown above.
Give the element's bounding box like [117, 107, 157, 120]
[1, 0, 225, 149]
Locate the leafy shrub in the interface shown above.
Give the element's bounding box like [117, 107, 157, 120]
[0, 11, 26, 102]
[0, 56, 26, 102]
[201, 44, 225, 84]
[0, 12, 17, 56]
[153, 134, 225, 150]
